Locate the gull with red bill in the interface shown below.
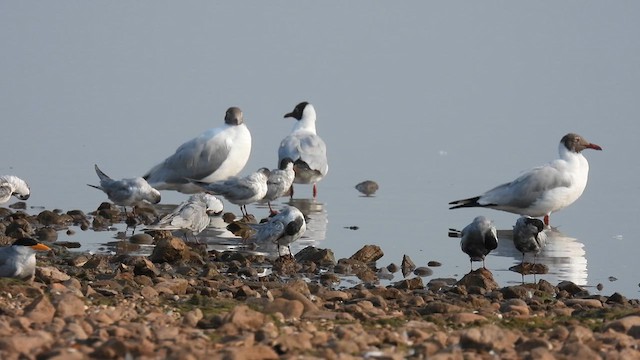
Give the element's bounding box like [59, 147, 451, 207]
[449, 133, 602, 226]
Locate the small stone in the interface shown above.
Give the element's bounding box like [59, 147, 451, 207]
[264, 298, 305, 320]
[130, 233, 154, 245]
[413, 267, 433, 277]
[24, 295, 55, 324]
[349, 244, 383, 263]
[53, 293, 85, 318]
[355, 180, 379, 196]
[386, 263, 399, 273]
[401, 255, 416, 277]
[35, 227, 58, 242]
[427, 261, 442, 267]
[149, 237, 189, 263]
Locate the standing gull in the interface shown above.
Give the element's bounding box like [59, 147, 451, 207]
[279, 102, 328, 199]
[143, 107, 252, 194]
[449, 133, 602, 225]
[0, 238, 51, 281]
[247, 205, 306, 256]
[0, 175, 30, 204]
[513, 216, 547, 265]
[145, 193, 223, 242]
[262, 158, 295, 215]
[88, 165, 161, 210]
[190, 168, 270, 217]
[454, 216, 498, 271]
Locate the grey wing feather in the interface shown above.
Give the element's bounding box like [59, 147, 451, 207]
[147, 129, 230, 183]
[251, 221, 285, 243]
[0, 185, 13, 203]
[279, 134, 328, 174]
[482, 166, 571, 208]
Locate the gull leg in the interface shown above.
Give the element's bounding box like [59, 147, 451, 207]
[543, 215, 550, 226]
[312, 183, 318, 198]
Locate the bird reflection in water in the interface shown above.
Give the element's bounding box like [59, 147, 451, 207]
[494, 227, 588, 286]
[194, 198, 328, 258]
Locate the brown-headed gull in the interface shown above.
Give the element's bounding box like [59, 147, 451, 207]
[0, 238, 51, 280]
[88, 164, 161, 209]
[0, 175, 30, 204]
[279, 102, 328, 199]
[143, 107, 252, 194]
[513, 216, 547, 265]
[145, 193, 223, 242]
[455, 216, 498, 270]
[449, 133, 602, 225]
[247, 205, 306, 257]
[261, 158, 295, 215]
[190, 168, 270, 217]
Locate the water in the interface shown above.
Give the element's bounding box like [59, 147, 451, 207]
[1, 2, 639, 297]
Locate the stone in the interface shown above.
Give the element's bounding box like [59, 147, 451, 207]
[149, 237, 189, 264]
[603, 316, 640, 333]
[447, 313, 488, 324]
[264, 298, 305, 320]
[35, 266, 71, 283]
[394, 277, 424, 290]
[23, 295, 55, 324]
[414, 267, 433, 277]
[53, 293, 85, 318]
[459, 325, 519, 351]
[222, 305, 266, 330]
[35, 227, 58, 242]
[456, 268, 498, 291]
[401, 255, 416, 277]
[294, 246, 336, 266]
[134, 258, 160, 277]
[563, 298, 603, 308]
[349, 244, 383, 263]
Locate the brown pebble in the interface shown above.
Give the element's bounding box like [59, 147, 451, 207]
[355, 180, 379, 196]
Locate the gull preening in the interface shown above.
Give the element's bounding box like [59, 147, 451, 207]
[279, 102, 328, 199]
[453, 216, 498, 270]
[247, 205, 306, 256]
[262, 158, 295, 214]
[0, 175, 30, 204]
[0, 238, 51, 280]
[89, 165, 161, 208]
[143, 106, 252, 194]
[145, 193, 223, 242]
[88, 165, 161, 210]
[449, 133, 602, 225]
[513, 216, 547, 265]
[190, 168, 270, 217]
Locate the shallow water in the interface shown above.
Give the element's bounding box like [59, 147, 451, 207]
[1, 2, 639, 297]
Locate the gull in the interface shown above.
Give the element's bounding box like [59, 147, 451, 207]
[143, 106, 252, 194]
[261, 158, 295, 215]
[145, 193, 223, 242]
[0, 175, 30, 204]
[513, 216, 547, 265]
[279, 102, 328, 198]
[449, 133, 602, 225]
[88, 164, 161, 210]
[0, 238, 51, 281]
[451, 216, 498, 271]
[247, 205, 306, 256]
[190, 168, 270, 217]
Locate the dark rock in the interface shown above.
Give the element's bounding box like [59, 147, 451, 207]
[401, 255, 416, 277]
[414, 267, 433, 277]
[355, 180, 379, 196]
[394, 277, 424, 290]
[349, 244, 383, 263]
[427, 261, 442, 267]
[35, 227, 58, 242]
[149, 237, 189, 264]
[456, 268, 498, 291]
[557, 281, 585, 296]
[386, 263, 399, 273]
[129, 233, 154, 245]
[294, 246, 336, 266]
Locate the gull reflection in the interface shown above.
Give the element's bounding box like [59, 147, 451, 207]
[494, 227, 588, 285]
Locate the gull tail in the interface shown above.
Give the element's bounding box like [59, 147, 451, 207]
[448, 228, 462, 238]
[448, 196, 484, 210]
[94, 164, 112, 182]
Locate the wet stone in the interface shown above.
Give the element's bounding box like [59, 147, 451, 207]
[401, 255, 416, 277]
[36, 227, 58, 242]
[349, 244, 383, 263]
[414, 267, 433, 277]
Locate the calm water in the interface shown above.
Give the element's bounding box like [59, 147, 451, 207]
[1, 2, 639, 297]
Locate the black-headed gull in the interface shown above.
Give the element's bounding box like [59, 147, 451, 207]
[451, 216, 498, 270]
[279, 102, 328, 198]
[145, 193, 223, 242]
[0, 175, 30, 204]
[0, 238, 51, 280]
[190, 168, 270, 217]
[513, 216, 547, 265]
[449, 133, 602, 225]
[143, 107, 252, 194]
[89, 165, 161, 209]
[262, 158, 295, 215]
[248, 205, 306, 256]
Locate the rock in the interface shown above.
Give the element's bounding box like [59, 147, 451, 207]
[183, 308, 203, 327]
[386, 263, 400, 273]
[35, 266, 72, 283]
[500, 299, 530, 316]
[53, 293, 85, 318]
[459, 325, 519, 351]
[563, 298, 603, 308]
[222, 305, 266, 331]
[355, 180, 379, 196]
[557, 281, 585, 296]
[0, 331, 55, 357]
[414, 267, 433, 277]
[447, 313, 488, 325]
[401, 255, 416, 277]
[603, 316, 640, 333]
[23, 295, 55, 324]
[149, 237, 189, 263]
[220, 345, 279, 360]
[91, 338, 128, 359]
[294, 246, 336, 266]
[394, 277, 424, 290]
[516, 338, 553, 352]
[349, 245, 383, 263]
[456, 268, 498, 291]
[130, 233, 154, 245]
[134, 258, 160, 277]
[264, 298, 305, 320]
[35, 227, 58, 242]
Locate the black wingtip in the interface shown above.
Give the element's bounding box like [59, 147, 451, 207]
[448, 196, 482, 210]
